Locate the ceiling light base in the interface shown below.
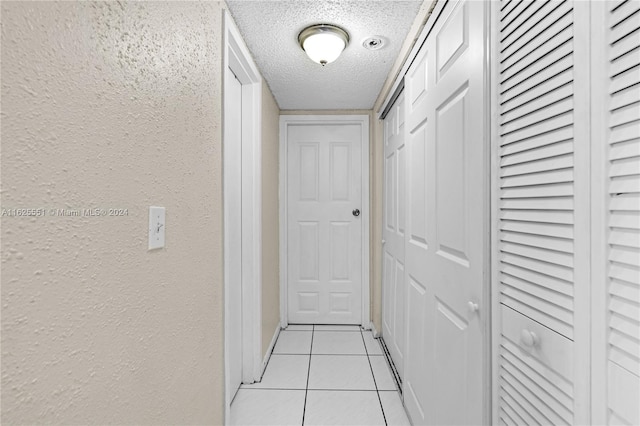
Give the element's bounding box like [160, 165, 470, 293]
[298, 24, 350, 66]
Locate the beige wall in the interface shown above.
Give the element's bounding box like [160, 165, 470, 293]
[370, 117, 384, 333]
[1, 2, 225, 424]
[261, 83, 281, 356]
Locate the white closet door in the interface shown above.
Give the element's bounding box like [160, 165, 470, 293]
[495, 0, 590, 424]
[382, 91, 407, 378]
[403, 1, 487, 424]
[594, 1, 640, 424]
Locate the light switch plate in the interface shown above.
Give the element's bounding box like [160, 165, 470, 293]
[148, 206, 165, 250]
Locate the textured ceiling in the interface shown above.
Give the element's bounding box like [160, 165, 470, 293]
[226, 0, 423, 110]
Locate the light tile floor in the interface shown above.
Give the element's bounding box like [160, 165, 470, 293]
[230, 325, 411, 426]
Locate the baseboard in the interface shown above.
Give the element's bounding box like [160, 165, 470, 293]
[259, 324, 281, 379]
[369, 321, 380, 337]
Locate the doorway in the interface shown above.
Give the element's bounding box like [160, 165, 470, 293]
[223, 10, 263, 415]
[280, 115, 370, 326]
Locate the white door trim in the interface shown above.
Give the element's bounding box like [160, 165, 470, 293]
[488, 1, 500, 424]
[223, 9, 262, 417]
[279, 115, 370, 328]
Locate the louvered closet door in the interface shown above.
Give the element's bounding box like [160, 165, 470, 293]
[598, 1, 640, 423]
[495, 0, 590, 424]
[382, 91, 407, 379]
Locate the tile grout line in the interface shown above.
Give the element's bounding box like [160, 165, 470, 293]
[301, 325, 314, 426]
[361, 328, 388, 426]
[242, 387, 382, 392]
[275, 352, 360, 356]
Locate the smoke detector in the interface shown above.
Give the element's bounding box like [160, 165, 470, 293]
[362, 36, 386, 51]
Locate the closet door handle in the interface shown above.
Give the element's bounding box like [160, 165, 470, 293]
[520, 329, 539, 348]
[468, 301, 479, 313]
[352, 209, 360, 217]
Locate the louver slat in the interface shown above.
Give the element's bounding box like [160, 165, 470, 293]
[501, 1, 569, 61]
[501, 8, 573, 73]
[501, 154, 573, 179]
[610, 30, 640, 61]
[501, 83, 573, 127]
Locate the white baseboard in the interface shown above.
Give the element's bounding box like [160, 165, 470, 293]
[259, 325, 281, 379]
[369, 321, 380, 338]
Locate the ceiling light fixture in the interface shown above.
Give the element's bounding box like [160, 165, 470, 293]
[298, 24, 349, 66]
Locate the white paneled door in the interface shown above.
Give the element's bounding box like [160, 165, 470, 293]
[403, 0, 487, 424]
[285, 121, 366, 324]
[382, 91, 407, 379]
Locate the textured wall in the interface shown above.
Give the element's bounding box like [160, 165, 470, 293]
[1, 1, 225, 424]
[261, 83, 280, 356]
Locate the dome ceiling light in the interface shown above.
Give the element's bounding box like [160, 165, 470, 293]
[298, 24, 350, 66]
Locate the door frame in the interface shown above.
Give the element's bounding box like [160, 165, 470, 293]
[279, 115, 370, 328]
[223, 9, 263, 415]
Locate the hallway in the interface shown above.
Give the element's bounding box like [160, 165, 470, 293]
[230, 326, 409, 426]
[1, 0, 639, 424]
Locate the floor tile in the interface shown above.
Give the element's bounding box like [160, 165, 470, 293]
[285, 324, 313, 331]
[272, 330, 312, 354]
[312, 331, 366, 354]
[241, 355, 309, 389]
[314, 325, 361, 331]
[379, 391, 412, 425]
[229, 389, 305, 425]
[304, 390, 386, 426]
[308, 355, 375, 390]
[370, 356, 397, 390]
[363, 331, 383, 355]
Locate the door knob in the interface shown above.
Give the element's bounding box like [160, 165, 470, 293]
[520, 329, 539, 348]
[468, 301, 479, 313]
[352, 209, 360, 217]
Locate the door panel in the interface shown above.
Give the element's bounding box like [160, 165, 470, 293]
[287, 124, 363, 324]
[298, 221, 319, 281]
[435, 84, 469, 266]
[383, 91, 407, 378]
[406, 275, 429, 420]
[404, 1, 486, 424]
